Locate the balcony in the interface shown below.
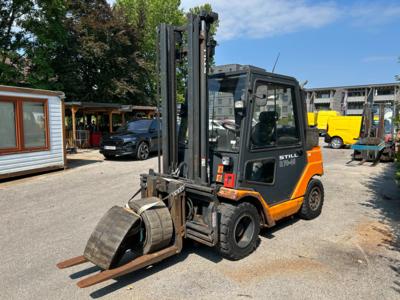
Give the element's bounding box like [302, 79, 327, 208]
[346, 108, 363, 115]
[314, 97, 332, 104]
[346, 96, 365, 102]
[373, 95, 395, 102]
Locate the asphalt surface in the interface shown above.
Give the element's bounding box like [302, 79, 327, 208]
[1, 145, 399, 300]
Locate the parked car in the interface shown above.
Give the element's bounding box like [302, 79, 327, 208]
[100, 119, 161, 160]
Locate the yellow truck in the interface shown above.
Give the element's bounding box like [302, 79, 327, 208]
[316, 110, 340, 134]
[307, 112, 317, 126]
[324, 116, 362, 149]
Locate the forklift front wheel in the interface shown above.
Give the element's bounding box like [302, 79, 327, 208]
[299, 178, 324, 220]
[217, 202, 260, 260]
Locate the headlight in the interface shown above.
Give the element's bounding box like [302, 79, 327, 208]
[123, 138, 137, 143]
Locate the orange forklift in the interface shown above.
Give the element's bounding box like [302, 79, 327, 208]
[58, 11, 324, 288]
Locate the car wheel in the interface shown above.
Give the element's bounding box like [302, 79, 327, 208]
[299, 178, 324, 220]
[104, 154, 115, 160]
[136, 142, 150, 160]
[217, 202, 260, 260]
[330, 137, 343, 149]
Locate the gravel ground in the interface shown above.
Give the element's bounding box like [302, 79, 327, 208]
[0, 144, 399, 300]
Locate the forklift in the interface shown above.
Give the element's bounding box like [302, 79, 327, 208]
[58, 11, 324, 288]
[350, 103, 396, 165]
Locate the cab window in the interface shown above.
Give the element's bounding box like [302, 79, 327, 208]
[245, 159, 275, 184]
[250, 82, 299, 149]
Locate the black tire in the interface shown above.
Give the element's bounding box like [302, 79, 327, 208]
[136, 142, 150, 160]
[104, 154, 115, 160]
[128, 197, 173, 255]
[353, 150, 363, 161]
[217, 202, 260, 260]
[380, 146, 395, 162]
[299, 178, 324, 220]
[330, 137, 343, 149]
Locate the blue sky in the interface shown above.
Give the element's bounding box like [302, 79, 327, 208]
[110, 0, 400, 88]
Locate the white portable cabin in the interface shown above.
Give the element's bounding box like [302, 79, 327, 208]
[0, 85, 66, 180]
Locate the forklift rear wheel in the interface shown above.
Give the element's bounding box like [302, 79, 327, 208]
[299, 178, 324, 220]
[217, 202, 260, 260]
[330, 137, 343, 149]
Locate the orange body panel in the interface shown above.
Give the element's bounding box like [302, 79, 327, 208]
[217, 188, 276, 226]
[291, 146, 323, 199]
[268, 197, 304, 221]
[217, 146, 324, 226]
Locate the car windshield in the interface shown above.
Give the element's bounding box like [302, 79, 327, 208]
[117, 119, 152, 133]
[208, 74, 247, 152]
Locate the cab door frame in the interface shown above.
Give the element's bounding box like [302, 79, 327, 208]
[237, 73, 308, 205]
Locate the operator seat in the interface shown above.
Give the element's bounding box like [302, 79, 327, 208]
[251, 111, 277, 146]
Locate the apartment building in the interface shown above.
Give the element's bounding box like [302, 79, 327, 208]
[305, 83, 400, 115]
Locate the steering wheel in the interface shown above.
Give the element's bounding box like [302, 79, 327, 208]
[221, 120, 240, 133]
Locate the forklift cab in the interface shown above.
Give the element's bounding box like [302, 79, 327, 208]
[206, 65, 310, 205]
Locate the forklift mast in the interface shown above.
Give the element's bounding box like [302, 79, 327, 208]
[158, 12, 218, 185]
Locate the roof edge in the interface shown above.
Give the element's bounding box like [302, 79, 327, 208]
[306, 82, 400, 91]
[0, 85, 65, 98]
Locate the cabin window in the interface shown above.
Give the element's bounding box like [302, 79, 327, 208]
[0, 101, 17, 150]
[23, 102, 47, 148]
[0, 97, 49, 155]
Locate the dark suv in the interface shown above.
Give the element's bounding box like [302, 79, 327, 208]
[100, 119, 161, 160]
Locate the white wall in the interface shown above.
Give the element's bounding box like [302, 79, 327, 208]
[0, 91, 65, 176]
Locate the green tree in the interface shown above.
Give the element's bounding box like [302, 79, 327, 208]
[0, 0, 34, 85]
[116, 0, 218, 103]
[24, 0, 146, 103]
[116, 0, 185, 103]
[23, 0, 67, 91]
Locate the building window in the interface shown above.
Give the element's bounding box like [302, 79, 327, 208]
[315, 103, 330, 111]
[347, 102, 364, 110]
[317, 92, 331, 99]
[0, 97, 49, 155]
[348, 90, 365, 97]
[376, 88, 394, 96]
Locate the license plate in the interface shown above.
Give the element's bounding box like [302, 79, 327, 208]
[104, 145, 116, 150]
